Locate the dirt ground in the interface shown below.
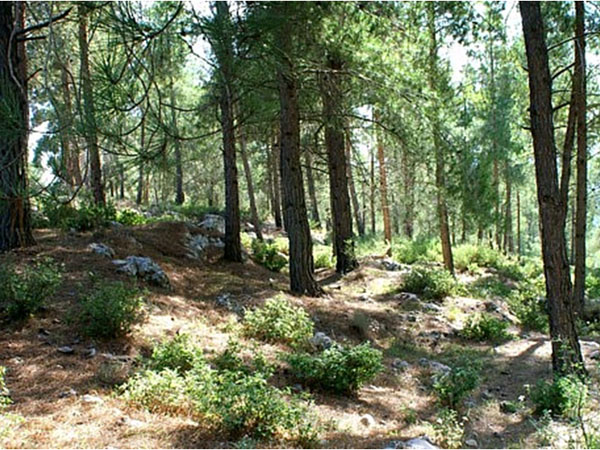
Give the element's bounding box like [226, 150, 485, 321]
[1, 224, 599, 449]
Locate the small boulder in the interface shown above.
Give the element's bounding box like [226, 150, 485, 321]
[395, 292, 420, 303]
[89, 243, 115, 258]
[360, 414, 376, 428]
[465, 438, 478, 448]
[57, 346, 74, 354]
[198, 214, 225, 234]
[422, 302, 442, 312]
[113, 256, 170, 289]
[59, 388, 77, 398]
[82, 394, 103, 405]
[392, 359, 411, 371]
[397, 437, 439, 449]
[310, 331, 334, 350]
[381, 259, 403, 271]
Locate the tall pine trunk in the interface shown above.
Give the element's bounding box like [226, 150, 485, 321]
[520, 1, 583, 375]
[271, 133, 283, 228]
[0, 1, 34, 252]
[238, 123, 263, 240]
[369, 146, 376, 234]
[320, 55, 357, 274]
[573, 1, 587, 317]
[170, 76, 184, 205]
[374, 109, 392, 255]
[214, 2, 241, 262]
[276, 12, 321, 295]
[428, 4, 454, 275]
[78, 4, 104, 206]
[345, 128, 364, 236]
[304, 147, 320, 227]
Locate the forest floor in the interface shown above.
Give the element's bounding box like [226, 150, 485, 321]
[1, 222, 599, 449]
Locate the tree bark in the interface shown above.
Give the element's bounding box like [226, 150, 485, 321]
[517, 190, 521, 259]
[345, 128, 365, 236]
[402, 145, 415, 239]
[520, 1, 583, 375]
[369, 144, 376, 234]
[271, 133, 283, 228]
[59, 60, 81, 187]
[276, 12, 322, 295]
[170, 76, 184, 205]
[573, 1, 587, 317]
[504, 162, 514, 253]
[304, 146, 320, 227]
[78, 3, 104, 206]
[427, 4, 454, 275]
[320, 55, 357, 274]
[214, 1, 241, 262]
[0, 1, 35, 252]
[238, 123, 263, 240]
[374, 109, 392, 255]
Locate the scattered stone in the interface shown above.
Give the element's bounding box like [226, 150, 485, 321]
[57, 346, 74, 355]
[358, 293, 374, 302]
[464, 399, 477, 409]
[120, 416, 145, 428]
[59, 388, 77, 398]
[465, 438, 478, 448]
[422, 303, 442, 312]
[53, 318, 61, 324]
[108, 221, 124, 229]
[482, 390, 494, 400]
[82, 394, 103, 405]
[360, 414, 376, 428]
[590, 350, 600, 360]
[113, 256, 170, 288]
[381, 259, 403, 271]
[215, 293, 244, 316]
[484, 301, 501, 313]
[89, 243, 115, 258]
[38, 328, 50, 336]
[291, 384, 303, 393]
[101, 353, 133, 362]
[186, 234, 225, 259]
[392, 359, 411, 371]
[581, 341, 600, 350]
[84, 347, 97, 359]
[310, 331, 334, 350]
[395, 292, 419, 303]
[407, 314, 417, 322]
[419, 358, 450, 374]
[198, 214, 225, 234]
[394, 437, 439, 449]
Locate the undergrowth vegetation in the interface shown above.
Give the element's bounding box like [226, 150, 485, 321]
[250, 240, 288, 272]
[74, 280, 144, 339]
[0, 258, 62, 322]
[460, 314, 513, 343]
[401, 266, 456, 301]
[285, 342, 384, 394]
[243, 297, 313, 347]
[432, 362, 481, 410]
[121, 337, 319, 445]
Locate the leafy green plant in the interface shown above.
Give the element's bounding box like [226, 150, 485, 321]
[393, 238, 440, 265]
[313, 245, 334, 269]
[0, 366, 23, 440]
[402, 266, 455, 301]
[531, 375, 587, 419]
[432, 364, 480, 409]
[116, 209, 147, 226]
[65, 202, 116, 231]
[212, 340, 274, 378]
[460, 314, 513, 343]
[251, 240, 287, 272]
[121, 368, 188, 414]
[243, 297, 313, 346]
[432, 408, 465, 449]
[285, 342, 384, 394]
[149, 333, 204, 373]
[0, 258, 62, 321]
[75, 281, 144, 339]
[507, 279, 548, 332]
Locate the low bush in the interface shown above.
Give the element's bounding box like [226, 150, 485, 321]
[122, 350, 318, 443]
[531, 375, 587, 419]
[393, 238, 440, 265]
[76, 281, 144, 339]
[453, 244, 501, 272]
[37, 196, 117, 231]
[148, 333, 204, 373]
[507, 278, 548, 332]
[243, 297, 313, 347]
[432, 408, 465, 449]
[285, 342, 384, 394]
[0, 258, 62, 322]
[313, 245, 334, 269]
[460, 314, 513, 343]
[432, 364, 480, 409]
[115, 209, 147, 226]
[251, 240, 287, 272]
[212, 340, 274, 378]
[402, 266, 455, 301]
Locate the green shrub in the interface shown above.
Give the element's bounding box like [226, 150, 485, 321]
[116, 209, 147, 226]
[507, 279, 548, 332]
[243, 297, 313, 346]
[122, 358, 318, 443]
[285, 342, 384, 394]
[432, 364, 480, 409]
[76, 281, 144, 339]
[466, 275, 512, 298]
[65, 202, 116, 231]
[432, 408, 465, 449]
[586, 269, 600, 300]
[531, 375, 587, 419]
[0, 367, 9, 410]
[121, 368, 188, 414]
[460, 314, 513, 343]
[402, 266, 455, 301]
[453, 245, 501, 272]
[251, 240, 287, 272]
[149, 333, 203, 373]
[393, 238, 440, 265]
[313, 245, 334, 269]
[0, 258, 62, 321]
[212, 340, 274, 378]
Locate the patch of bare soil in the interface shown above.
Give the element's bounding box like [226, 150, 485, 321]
[1, 225, 599, 448]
